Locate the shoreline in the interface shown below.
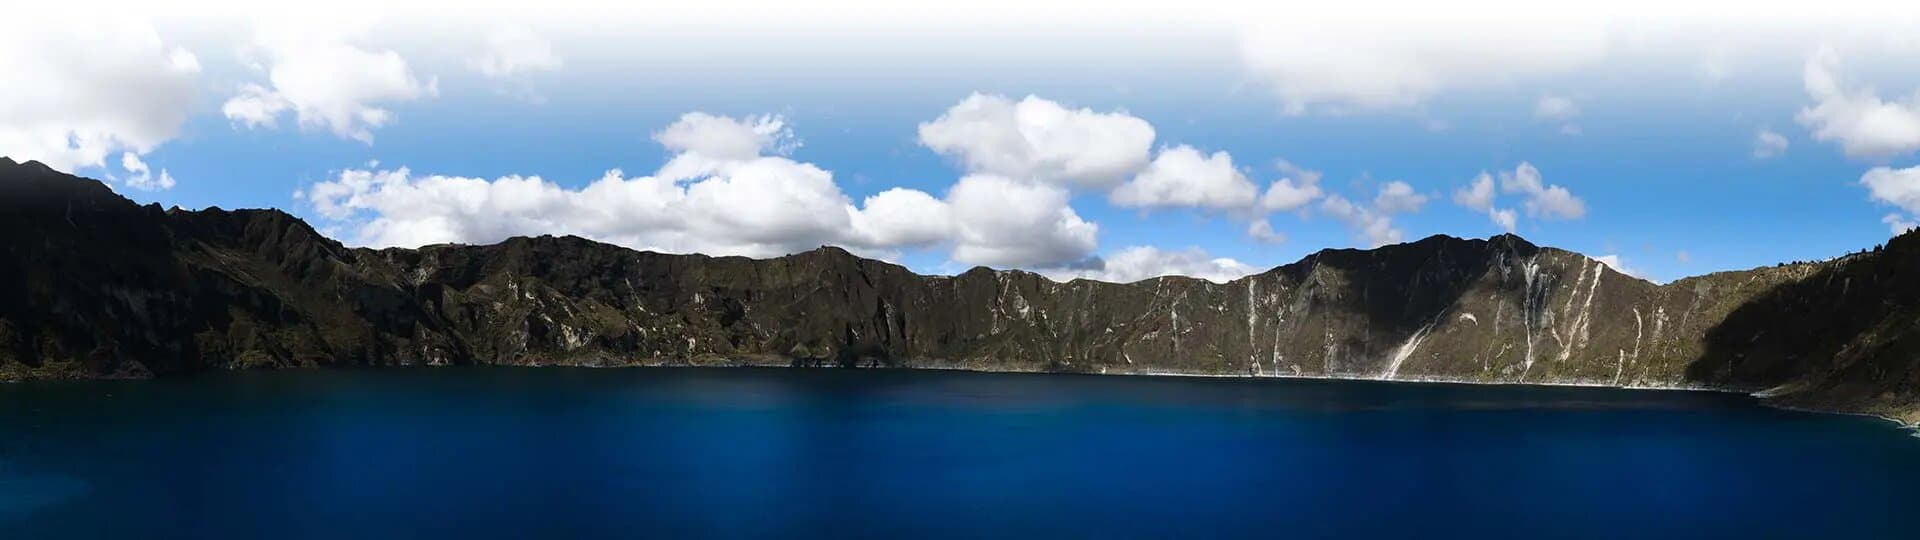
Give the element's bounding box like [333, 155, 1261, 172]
[7, 361, 1915, 429]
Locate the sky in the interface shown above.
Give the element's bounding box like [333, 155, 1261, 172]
[7, 2, 1920, 284]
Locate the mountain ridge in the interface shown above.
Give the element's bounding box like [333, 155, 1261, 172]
[4, 157, 1918, 422]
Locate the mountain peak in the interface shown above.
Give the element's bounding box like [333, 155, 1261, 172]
[4, 158, 1920, 421]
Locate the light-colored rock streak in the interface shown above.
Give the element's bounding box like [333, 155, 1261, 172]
[1170, 295, 1183, 355]
[1269, 293, 1286, 377]
[1562, 260, 1591, 318]
[1631, 307, 1644, 360]
[1559, 260, 1604, 362]
[1520, 258, 1541, 378]
[1246, 280, 1259, 374]
[1616, 307, 1644, 385]
[1381, 317, 1437, 380]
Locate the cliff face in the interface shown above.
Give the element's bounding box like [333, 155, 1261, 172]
[2, 158, 1914, 419]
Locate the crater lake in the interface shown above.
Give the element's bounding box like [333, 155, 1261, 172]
[4, 368, 1919, 539]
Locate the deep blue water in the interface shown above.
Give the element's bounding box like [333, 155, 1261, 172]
[3, 368, 1919, 539]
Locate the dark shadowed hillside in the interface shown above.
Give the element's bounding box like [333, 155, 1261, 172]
[3, 158, 1917, 421]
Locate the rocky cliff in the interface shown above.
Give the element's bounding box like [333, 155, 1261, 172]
[3, 158, 1916, 420]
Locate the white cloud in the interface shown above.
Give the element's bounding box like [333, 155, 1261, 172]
[1499, 162, 1586, 220]
[917, 93, 1154, 189]
[677, 158, 867, 250]
[1860, 165, 1920, 213]
[0, 16, 199, 172]
[303, 112, 1098, 269]
[305, 162, 938, 258]
[1051, 246, 1257, 284]
[1454, 163, 1583, 232]
[305, 113, 940, 258]
[1797, 47, 1920, 160]
[1110, 145, 1259, 210]
[1533, 95, 1580, 121]
[1453, 172, 1516, 232]
[221, 84, 289, 129]
[1372, 180, 1428, 214]
[118, 152, 176, 191]
[1594, 254, 1646, 280]
[1260, 160, 1325, 212]
[1857, 166, 1920, 236]
[1676, 250, 1693, 264]
[946, 174, 1099, 268]
[849, 188, 955, 248]
[470, 26, 562, 79]
[1487, 208, 1518, 233]
[1321, 182, 1425, 248]
[1884, 213, 1918, 236]
[1533, 95, 1582, 135]
[1247, 219, 1287, 244]
[1453, 172, 1497, 212]
[1238, 20, 1607, 113]
[654, 112, 796, 178]
[1274, 159, 1322, 185]
[224, 25, 437, 143]
[1753, 129, 1790, 159]
[1260, 177, 1323, 212]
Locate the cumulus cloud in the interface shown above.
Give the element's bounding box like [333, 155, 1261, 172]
[302, 112, 1098, 269]
[653, 112, 797, 178]
[223, 25, 437, 143]
[1453, 172, 1497, 212]
[470, 26, 562, 79]
[1372, 180, 1429, 214]
[1453, 172, 1514, 232]
[1110, 145, 1259, 210]
[1321, 181, 1427, 248]
[1244, 159, 1325, 242]
[946, 174, 1098, 268]
[307, 164, 914, 258]
[848, 188, 955, 249]
[1860, 165, 1920, 211]
[1860, 165, 1920, 235]
[1238, 20, 1607, 113]
[1051, 246, 1258, 284]
[118, 152, 176, 191]
[1499, 162, 1587, 220]
[1260, 159, 1325, 212]
[917, 93, 1154, 189]
[306, 114, 916, 257]
[1884, 214, 1918, 235]
[1247, 219, 1287, 244]
[1797, 47, 1920, 160]
[1260, 177, 1323, 213]
[0, 16, 199, 172]
[1487, 208, 1519, 233]
[1452, 163, 1582, 232]
[1753, 129, 1790, 159]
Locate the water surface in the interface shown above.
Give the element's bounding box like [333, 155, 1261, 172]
[3, 367, 1918, 539]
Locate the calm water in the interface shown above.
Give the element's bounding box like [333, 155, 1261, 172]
[3, 368, 1919, 539]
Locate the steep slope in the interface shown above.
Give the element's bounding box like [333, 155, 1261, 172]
[1686, 235, 1920, 421]
[1, 158, 1915, 420]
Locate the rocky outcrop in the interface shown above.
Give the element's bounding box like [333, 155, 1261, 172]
[2, 157, 1916, 420]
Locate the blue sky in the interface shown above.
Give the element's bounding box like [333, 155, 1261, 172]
[9, 5, 1920, 283]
